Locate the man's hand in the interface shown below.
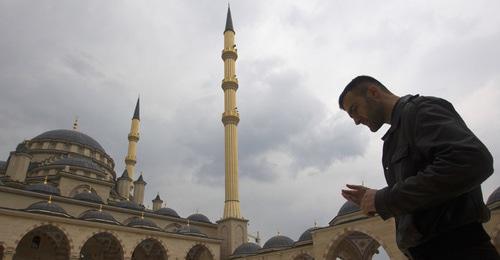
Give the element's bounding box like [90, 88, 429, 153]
[342, 184, 377, 216]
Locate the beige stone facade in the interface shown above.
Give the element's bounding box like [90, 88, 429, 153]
[0, 6, 499, 260]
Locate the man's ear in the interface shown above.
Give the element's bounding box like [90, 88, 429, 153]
[366, 84, 380, 99]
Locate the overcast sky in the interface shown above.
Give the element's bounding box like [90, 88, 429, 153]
[1, 0, 499, 256]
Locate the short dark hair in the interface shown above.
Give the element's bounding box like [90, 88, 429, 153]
[338, 75, 389, 109]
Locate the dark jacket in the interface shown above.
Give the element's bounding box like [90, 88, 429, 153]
[374, 94, 494, 250]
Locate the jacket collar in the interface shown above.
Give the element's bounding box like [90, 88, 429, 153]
[381, 95, 414, 141]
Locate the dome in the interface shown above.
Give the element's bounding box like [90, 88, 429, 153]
[155, 207, 180, 218]
[262, 235, 294, 249]
[337, 201, 360, 216]
[80, 210, 120, 225]
[32, 129, 105, 152]
[187, 213, 211, 224]
[73, 192, 103, 203]
[26, 183, 61, 195]
[233, 242, 261, 256]
[297, 227, 319, 242]
[487, 187, 500, 205]
[177, 226, 207, 237]
[114, 200, 144, 211]
[51, 157, 104, 172]
[26, 201, 70, 217]
[127, 217, 159, 230]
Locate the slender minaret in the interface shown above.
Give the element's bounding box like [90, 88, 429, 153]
[221, 5, 242, 220]
[218, 7, 248, 260]
[125, 98, 140, 181]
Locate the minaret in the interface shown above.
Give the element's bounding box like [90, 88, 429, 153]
[221, 5, 242, 220]
[218, 7, 248, 260]
[125, 98, 140, 180]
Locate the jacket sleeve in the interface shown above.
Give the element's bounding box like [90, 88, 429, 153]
[375, 98, 493, 218]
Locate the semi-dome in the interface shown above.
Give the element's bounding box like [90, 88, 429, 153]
[80, 210, 120, 225]
[187, 213, 211, 224]
[177, 226, 207, 237]
[73, 192, 103, 203]
[155, 207, 180, 218]
[114, 200, 144, 211]
[32, 129, 105, 152]
[297, 227, 319, 242]
[337, 201, 360, 216]
[233, 242, 261, 256]
[487, 187, 500, 205]
[51, 157, 104, 172]
[127, 217, 159, 230]
[26, 183, 61, 195]
[262, 235, 294, 249]
[26, 201, 70, 217]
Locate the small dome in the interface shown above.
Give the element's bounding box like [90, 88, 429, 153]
[26, 201, 70, 217]
[155, 207, 180, 218]
[26, 183, 61, 195]
[262, 235, 294, 249]
[114, 200, 144, 211]
[233, 242, 261, 256]
[177, 226, 207, 237]
[51, 157, 104, 172]
[73, 192, 103, 203]
[33, 129, 105, 152]
[337, 201, 360, 216]
[16, 143, 29, 153]
[80, 210, 119, 225]
[127, 217, 160, 230]
[487, 187, 500, 205]
[187, 213, 211, 224]
[298, 227, 319, 242]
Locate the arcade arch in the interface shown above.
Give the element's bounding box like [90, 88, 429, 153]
[80, 232, 124, 260]
[131, 238, 167, 260]
[325, 231, 384, 260]
[13, 225, 70, 260]
[186, 244, 214, 260]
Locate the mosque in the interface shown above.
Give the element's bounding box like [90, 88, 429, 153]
[0, 7, 498, 260]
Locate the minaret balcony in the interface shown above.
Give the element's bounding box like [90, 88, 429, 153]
[222, 111, 240, 125]
[128, 134, 140, 142]
[221, 78, 239, 90]
[221, 49, 238, 60]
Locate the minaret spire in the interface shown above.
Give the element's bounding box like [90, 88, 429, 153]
[225, 5, 234, 33]
[125, 97, 140, 181]
[133, 97, 140, 120]
[221, 6, 241, 220]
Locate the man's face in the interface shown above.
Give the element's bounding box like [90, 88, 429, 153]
[342, 91, 385, 132]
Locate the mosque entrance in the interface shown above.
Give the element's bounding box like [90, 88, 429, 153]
[131, 238, 167, 260]
[13, 225, 70, 260]
[326, 231, 385, 260]
[79, 232, 123, 260]
[186, 245, 213, 260]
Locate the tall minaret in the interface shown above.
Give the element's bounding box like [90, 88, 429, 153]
[218, 6, 248, 260]
[125, 98, 140, 180]
[221, 5, 242, 220]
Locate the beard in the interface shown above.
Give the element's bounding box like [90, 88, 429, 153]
[365, 97, 385, 132]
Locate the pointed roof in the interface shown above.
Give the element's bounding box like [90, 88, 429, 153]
[224, 6, 234, 33]
[118, 169, 132, 181]
[133, 97, 140, 120]
[134, 173, 147, 185]
[153, 193, 162, 202]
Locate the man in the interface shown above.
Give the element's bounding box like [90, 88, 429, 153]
[339, 75, 499, 259]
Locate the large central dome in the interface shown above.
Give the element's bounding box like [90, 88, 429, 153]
[32, 129, 105, 152]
